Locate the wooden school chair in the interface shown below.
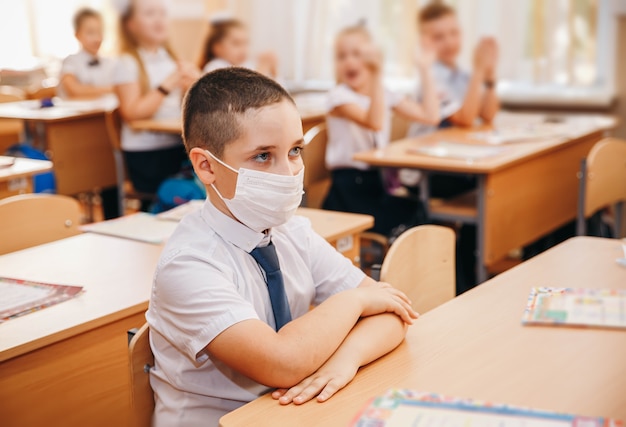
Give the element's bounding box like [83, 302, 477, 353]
[104, 109, 156, 214]
[128, 322, 154, 427]
[577, 137, 626, 237]
[0, 86, 25, 154]
[380, 224, 456, 314]
[301, 123, 331, 209]
[0, 194, 82, 255]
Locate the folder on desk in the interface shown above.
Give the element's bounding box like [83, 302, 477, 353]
[81, 212, 178, 244]
[522, 287, 626, 329]
[0, 277, 83, 322]
[352, 389, 620, 426]
[156, 200, 204, 222]
[408, 141, 508, 161]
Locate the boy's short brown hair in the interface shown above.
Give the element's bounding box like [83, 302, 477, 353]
[418, 1, 456, 25]
[182, 67, 294, 157]
[73, 7, 101, 33]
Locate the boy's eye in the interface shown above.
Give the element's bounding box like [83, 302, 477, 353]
[252, 152, 271, 163]
[289, 146, 303, 157]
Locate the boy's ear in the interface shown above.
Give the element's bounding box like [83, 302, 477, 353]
[189, 147, 216, 185]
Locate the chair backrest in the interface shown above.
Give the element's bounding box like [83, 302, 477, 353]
[0, 86, 26, 103]
[0, 194, 82, 255]
[380, 225, 456, 314]
[581, 138, 626, 217]
[104, 109, 123, 152]
[390, 112, 411, 142]
[128, 322, 154, 427]
[302, 123, 331, 209]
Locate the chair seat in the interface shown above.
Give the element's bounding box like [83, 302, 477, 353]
[429, 190, 478, 222]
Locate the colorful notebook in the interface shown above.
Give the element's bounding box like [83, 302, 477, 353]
[522, 287, 626, 329]
[0, 277, 83, 323]
[352, 389, 621, 427]
[81, 212, 178, 244]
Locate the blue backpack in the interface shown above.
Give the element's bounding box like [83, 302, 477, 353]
[5, 144, 56, 193]
[151, 164, 206, 214]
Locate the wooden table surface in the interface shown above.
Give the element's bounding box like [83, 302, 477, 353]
[0, 234, 163, 361]
[0, 156, 52, 182]
[221, 237, 626, 426]
[354, 113, 616, 174]
[297, 207, 373, 242]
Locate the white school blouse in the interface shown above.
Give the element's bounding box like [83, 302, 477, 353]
[112, 48, 182, 152]
[57, 50, 115, 99]
[146, 199, 365, 427]
[407, 61, 471, 137]
[325, 83, 403, 170]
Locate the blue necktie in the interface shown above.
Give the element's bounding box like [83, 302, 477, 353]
[250, 241, 292, 330]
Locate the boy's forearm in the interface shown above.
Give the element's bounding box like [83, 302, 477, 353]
[450, 72, 484, 127]
[366, 73, 386, 131]
[332, 313, 407, 369]
[418, 66, 440, 124]
[480, 88, 499, 123]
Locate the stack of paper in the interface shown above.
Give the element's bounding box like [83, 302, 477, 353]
[0, 277, 83, 322]
[81, 212, 178, 244]
[156, 200, 204, 222]
[408, 141, 508, 161]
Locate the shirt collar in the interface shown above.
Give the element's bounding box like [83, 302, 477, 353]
[200, 199, 268, 253]
[138, 47, 169, 62]
[434, 61, 461, 80]
[79, 49, 98, 60]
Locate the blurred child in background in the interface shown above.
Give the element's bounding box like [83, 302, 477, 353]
[323, 25, 439, 237]
[112, 0, 200, 211]
[199, 17, 278, 79]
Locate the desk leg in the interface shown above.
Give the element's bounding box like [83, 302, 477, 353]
[476, 175, 487, 284]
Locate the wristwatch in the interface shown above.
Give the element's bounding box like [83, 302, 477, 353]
[157, 85, 170, 96]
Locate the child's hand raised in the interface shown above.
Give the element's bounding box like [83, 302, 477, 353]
[257, 51, 279, 78]
[360, 44, 384, 74]
[473, 37, 498, 77]
[415, 41, 436, 70]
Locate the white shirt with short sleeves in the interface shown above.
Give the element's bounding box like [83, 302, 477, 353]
[407, 61, 471, 137]
[325, 83, 403, 170]
[146, 199, 365, 427]
[57, 50, 115, 99]
[112, 48, 182, 151]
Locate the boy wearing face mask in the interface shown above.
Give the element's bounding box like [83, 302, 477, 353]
[145, 68, 418, 427]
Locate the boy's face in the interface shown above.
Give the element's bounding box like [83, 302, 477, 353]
[76, 16, 103, 56]
[191, 99, 304, 206]
[420, 13, 461, 66]
[214, 27, 250, 66]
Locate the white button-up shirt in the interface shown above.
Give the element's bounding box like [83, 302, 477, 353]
[407, 61, 471, 137]
[112, 48, 182, 152]
[57, 49, 115, 99]
[146, 199, 365, 427]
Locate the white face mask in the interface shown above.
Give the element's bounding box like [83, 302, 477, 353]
[206, 150, 305, 232]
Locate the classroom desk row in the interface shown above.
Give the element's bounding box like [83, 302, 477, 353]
[0, 94, 326, 199]
[0, 207, 373, 427]
[221, 236, 626, 426]
[0, 155, 52, 198]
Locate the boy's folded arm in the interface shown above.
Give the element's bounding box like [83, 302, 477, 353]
[330, 102, 384, 132]
[205, 285, 416, 389]
[272, 312, 407, 405]
[61, 74, 112, 98]
[479, 89, 499, 123]
[114, 82, 167, 121]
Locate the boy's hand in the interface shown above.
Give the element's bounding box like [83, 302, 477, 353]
[360, 44, 383, 74]
[474, 37, 498, 77]
[357, 286, 418, 324]
[271, 351, 359, 405]
[481, 37, 498, 80]
[257, 51, 279, 77]
[415, 41, 436, 70]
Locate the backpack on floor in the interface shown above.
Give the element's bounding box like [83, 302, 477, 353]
[5, 144, 56, 193]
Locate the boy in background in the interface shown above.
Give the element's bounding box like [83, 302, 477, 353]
[146, 68, 418, 427]
[58, 8, 115, 99]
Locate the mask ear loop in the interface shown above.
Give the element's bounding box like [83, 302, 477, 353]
[205, 150, 239, 174]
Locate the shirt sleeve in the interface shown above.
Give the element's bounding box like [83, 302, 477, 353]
[112, 54, 139, 86]
[59, 55, 78, 77]
[148, 249, 260, 364]
[325, 84, 359, 113]
[286, 216, 366, 304]
[385, 88, 405, 108]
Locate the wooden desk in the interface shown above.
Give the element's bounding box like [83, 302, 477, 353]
[0, 207, 370, 427]
[221, 237, 626, 426]
[354, 112, 616, 282]
[0, 155, 52, 198]
[129, 93, 326, 134]
[0, 98, 117, 196]
[298, 207, 373, 264]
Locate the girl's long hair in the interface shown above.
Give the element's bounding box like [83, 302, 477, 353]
[118, 1, 178, 94]
[198, 19, 244, 69]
